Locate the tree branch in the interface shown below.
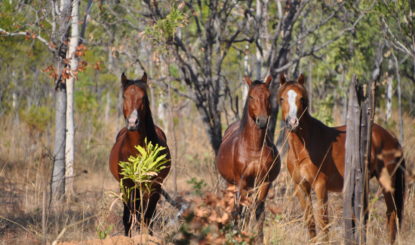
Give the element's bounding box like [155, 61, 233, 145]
[0, 27, 54, 51]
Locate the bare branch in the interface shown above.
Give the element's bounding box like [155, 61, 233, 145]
[381, 17, 414, 58]
[0, 27, 54, 51]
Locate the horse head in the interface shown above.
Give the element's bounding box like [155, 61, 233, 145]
[121, 72, 149, 131]
[245, 75, 272, 129]
[278, 74, 308, 131]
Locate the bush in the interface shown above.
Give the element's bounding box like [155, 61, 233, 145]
[118, 138, 169, 203]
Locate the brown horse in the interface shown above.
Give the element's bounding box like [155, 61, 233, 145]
[278, 74, 405, 243]
[109, 73, 171, 236]
[216, 76, 281, 243]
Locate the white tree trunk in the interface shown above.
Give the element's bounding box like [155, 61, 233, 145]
[255, 0, 263, 80]
[242, 44, 250, 106]
[65, 0, 79, 195]
[386, 76, 393, 121]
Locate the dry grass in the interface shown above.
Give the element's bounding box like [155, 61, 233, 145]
[0, 107, 414, 244]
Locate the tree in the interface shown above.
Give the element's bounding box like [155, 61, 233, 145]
[64, 0, 80, 195]
[49, 0, 73, 202]
[143, 1, 254, 153]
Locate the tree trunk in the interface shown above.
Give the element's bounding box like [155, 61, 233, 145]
[392, 52, 404, 143]
[386, 76, 392, 121]
[51, 81, 66, 202]
[50, 0, 72, 203]
[268, 0, 301, 142]
[65, 0, 79, 195]
[307, 62, 313, 114]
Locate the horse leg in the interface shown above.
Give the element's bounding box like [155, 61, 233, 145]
[376, 159, 405, 244]
[382, 189, 399, 244]
[143, 190, 161, 234]
[253, 181, 271, 245]
[294, 182, 317, 240]
[233, 181, 247, 227]
[123, 203, 132, 236]
[314, 179, 329, 242]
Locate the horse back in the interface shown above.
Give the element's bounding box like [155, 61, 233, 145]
[370, 124, 403, 174]
[329, 123, 402, 178]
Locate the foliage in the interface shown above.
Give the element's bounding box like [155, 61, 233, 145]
[144, 6, 187, 44]
[186, 177, 207, 196]
[96, 224, 113, 240]
[311, 94, 335, 126]
[19, 106, 53, 132]
[174, 187, 254, 245]
[119, 139, 169, 202]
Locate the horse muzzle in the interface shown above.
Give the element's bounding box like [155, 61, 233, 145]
[126, 110, 140, 131]
[255, 116, 268, 129]
[286, 117, 299, 131]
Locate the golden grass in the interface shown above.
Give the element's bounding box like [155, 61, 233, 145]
[0, 108, 414, 244]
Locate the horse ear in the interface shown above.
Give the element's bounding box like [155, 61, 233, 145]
[264, 75, 272, 87]
[121, 73, 128, 87]
[141, 72, 147, 83]
[298, 74, 305, 85]
[244, 76, 252, 86]
[279, 73, 286, 85]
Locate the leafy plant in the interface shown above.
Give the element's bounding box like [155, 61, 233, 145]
[144, 6, 187, 44]
[119, 138, 169, 202]
[187, 177, 207, 196]
[174, 187, 254, 245]
[96, 224, 113, 240]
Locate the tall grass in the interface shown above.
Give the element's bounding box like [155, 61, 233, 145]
[0, 107, 414, 244]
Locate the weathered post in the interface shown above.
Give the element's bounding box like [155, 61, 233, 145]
[343, 76, 374, 244]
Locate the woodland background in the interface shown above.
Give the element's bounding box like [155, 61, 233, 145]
[0, 0, 414, 244]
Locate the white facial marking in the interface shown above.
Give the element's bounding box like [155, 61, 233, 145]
[287, 90, 298, 118]
[128, 110, 138, 124]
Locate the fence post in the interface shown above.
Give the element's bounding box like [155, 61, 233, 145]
[343, 76, 373, 244]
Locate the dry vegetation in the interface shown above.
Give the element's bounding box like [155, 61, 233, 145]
[0, 107, 414, 245]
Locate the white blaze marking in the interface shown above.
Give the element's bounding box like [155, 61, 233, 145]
[287, 90, 298, 118]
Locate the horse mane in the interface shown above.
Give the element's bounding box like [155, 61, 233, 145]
[240, 80, 266, 129]
[124, 80, 159, 144]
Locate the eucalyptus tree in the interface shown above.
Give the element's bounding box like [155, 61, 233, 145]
[0, 0, 80, 201]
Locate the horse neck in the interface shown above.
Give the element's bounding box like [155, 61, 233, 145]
[287, 112, 314, 149]
[240, 113, 266, 150]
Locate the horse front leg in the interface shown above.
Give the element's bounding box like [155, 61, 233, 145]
[294, 182, 317, 241]
[314, 179, 329, 242]
[253, 181, 271, 244]
[142, 189, 161, 235]
[123, 203, 132, 236]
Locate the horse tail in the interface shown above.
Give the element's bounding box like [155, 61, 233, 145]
[394, 157, 406, 224]
[160, 188, 189, 217]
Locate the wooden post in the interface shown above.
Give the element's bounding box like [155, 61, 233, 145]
[343, 75, 373, 244]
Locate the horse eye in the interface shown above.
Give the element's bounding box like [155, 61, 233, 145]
[249, 96, 254, 100]
[279, 98, 284, 103]
[300, 98, 306, 104]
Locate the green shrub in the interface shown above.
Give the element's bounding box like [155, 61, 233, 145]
[119, 138, 169, 202]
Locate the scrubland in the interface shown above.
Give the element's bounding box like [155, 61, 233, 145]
[0, 107, 414, 244]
